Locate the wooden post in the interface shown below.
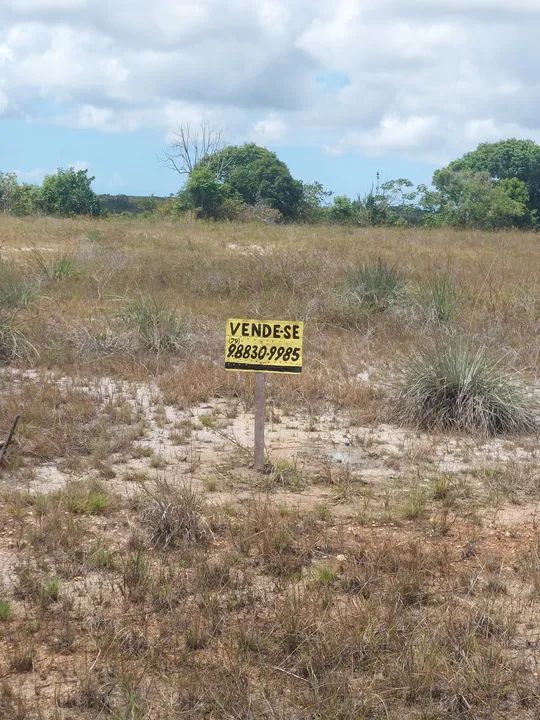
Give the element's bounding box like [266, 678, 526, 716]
[254, 373, 266, 472]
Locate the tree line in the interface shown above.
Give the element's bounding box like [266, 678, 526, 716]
[1, 137, 539, 229]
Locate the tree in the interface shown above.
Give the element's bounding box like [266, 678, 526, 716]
[298, 181, 333, 222]
[329, 195, 357, 223]
[182, 166, 223, 219]
[446, 139, 540, 222]
[0, 173, 39, 215]
[378, 178, 419, 225]
[38, 168, 100, 216]
[201, 143, 303, 219]
[430, 168, 531, 229]
[163, 123, 225, 177]
[0, 173, 19, 213]
[353, 173, 419, 226]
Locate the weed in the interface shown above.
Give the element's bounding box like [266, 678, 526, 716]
[123, 469, 151, 483]
[120, 550, 149, 602]
[65, 482, 111, 515]
[42, 575, 61, 604]
[0, 681, 30, 719]
[267, 458, 304, 490]
[32, 250, 76, 281]
[89, 545, 115, 569]
[432, 474, 452, 500]
[315, 565, 337, 585]
[231, 501, 314, 577]
[203, 476, 219, 492]
[420, 272, 459, 324]
[9, 643, 35, 673]
[0, 260, 39, 308]
[150, 453, 166, 469]
[402, 487, 428, 520]
[0, 600, 12, 621]
[315, 503, 331, 521]
[199, 413, 214, 428]
[0, 311, 36, 363]
[13, 565, 61, 607]
[122, 293, 190, 353]
[141, 479, 209, 548]
[185, 619, 210, 650]
[346, 257, 406, 310]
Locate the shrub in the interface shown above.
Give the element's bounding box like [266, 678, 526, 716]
[38, 167, 100, 216]
[394, 341, 537, 435]
[346, 258, 405, 310]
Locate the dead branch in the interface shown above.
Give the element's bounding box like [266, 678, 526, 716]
[162, 122, 225, 176]
[0, 414, 19, 464]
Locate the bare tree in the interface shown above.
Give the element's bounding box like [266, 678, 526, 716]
[162, 122, 225, 177]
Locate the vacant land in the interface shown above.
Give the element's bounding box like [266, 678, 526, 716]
[0, 216, 538, 719]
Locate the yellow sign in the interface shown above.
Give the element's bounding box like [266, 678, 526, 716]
[225, 318, 303, 374]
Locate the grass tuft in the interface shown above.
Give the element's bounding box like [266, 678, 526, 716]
[0, 600, 12, 621]
[141, 480, 209, 548]
[0, 260, 39, 308]
[394, 340, 537, 435]
[420, 272, 459, 324]
[0, 311, 36, 364]
[346, 257, 406, 310]
[66, 482, 111, 515]
[122, 294, 190, 353]
[31, 250, 76, 281]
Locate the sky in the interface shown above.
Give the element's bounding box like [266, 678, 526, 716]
[1, 0, 540, 198]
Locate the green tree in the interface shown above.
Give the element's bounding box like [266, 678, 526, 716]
[379, 178, 420, 224]
[430, 168, 531, 228]
[0, 172, 19, 213]
[446, 138, 540, 222]
[329, 195, 357, 223]
[38, 168, 100, 216]
[0, 173, 39, 215]
[201, 143, 303, 219]
[298, 181, 333, 222]
[137, 195, 158, 214]
[182, 166, 223, 219]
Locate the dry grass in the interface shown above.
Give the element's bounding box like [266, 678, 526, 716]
[0, 487, 538, 719]
[0, 216, 538, 718]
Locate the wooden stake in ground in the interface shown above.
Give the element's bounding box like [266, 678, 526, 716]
[0, 415, 20, 465]
[254, 373, 266, 472]
[224, 318, 304, 472]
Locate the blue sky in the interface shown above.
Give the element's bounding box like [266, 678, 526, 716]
[0, 115, 437, 198]
[1, 1, 539, 198]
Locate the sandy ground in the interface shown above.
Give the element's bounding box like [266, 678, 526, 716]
[1, 370, 536, 518]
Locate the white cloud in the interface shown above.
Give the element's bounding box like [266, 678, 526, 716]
[11, 0, 86, 11]
[251, 114, 288, 143]
[0, 0, 539, 163]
